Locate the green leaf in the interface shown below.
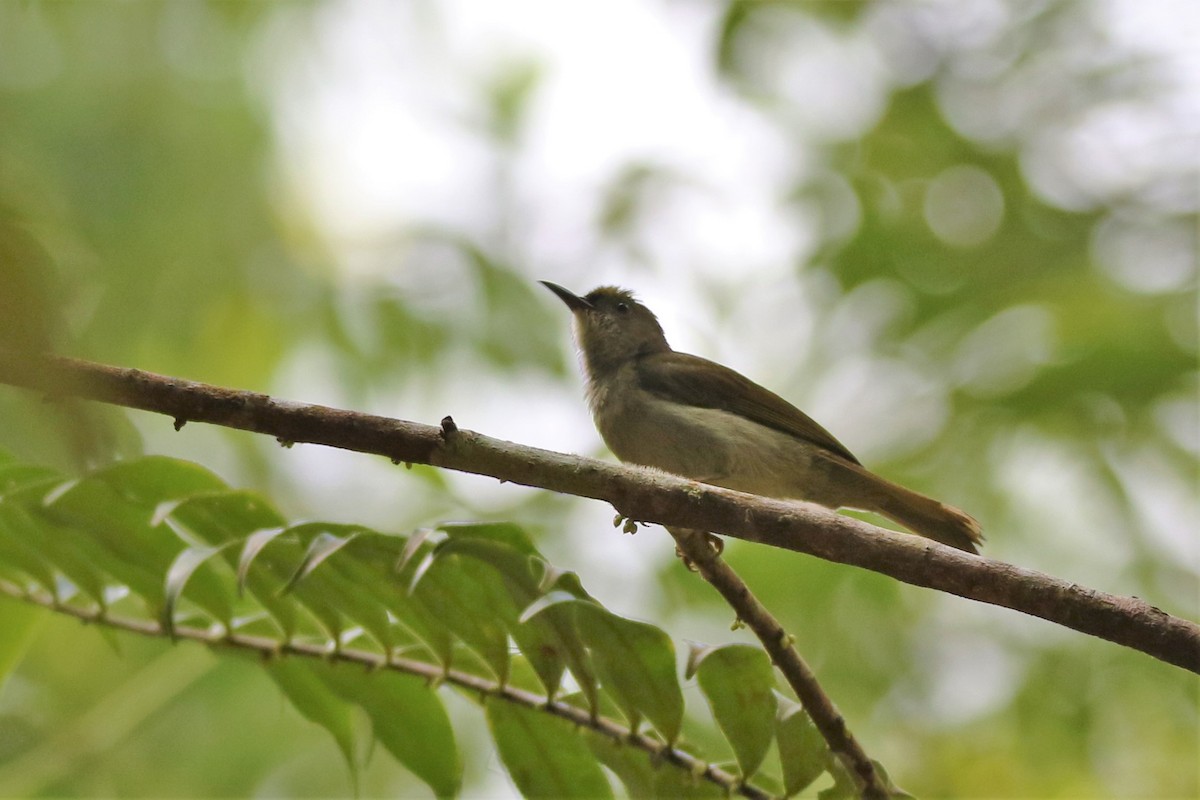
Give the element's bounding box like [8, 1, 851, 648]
[289, 540, 399, 651]
[281, 529, 361, 594]
[442, 541, 601, 707]
[318, 661, 462, 799]
[776, 696, 827, 796]
[0, 463, 62, 494]
[518, 589, 578, 624]
[435, 537, 546, 593]
[94, 456, 228, 506]
[439, 521, 539, 556]
[521, 577, 597, 712]
[36, 477, 172, 604]
[168, 493, 297, 637]
[0, 502, 57, 593]
[35, 476, 229, 622]
[265, 658, 358, 790]
[531, 574, 599, 700]
[573, 603, 684, 743]
[500, 653, 560, 695]
[161, 543, 234, 637]
[236, 526, 289, 594]
[575, 686, 724, 798]
[336, 534, 453, 664]
[486, 700, 613, 800]
[870, 759, 913, 799]
[506, 606, 566, 699]
[0, 502, 107, 605]
[693, 643, 776, 780]
[583, 733, 657, 798]
[652, 770, 727, 798]
[398, 527, 433, 572]
[817, 759, 858, 800]
[439, 542, 573, 695]
[411, 553, 512, 683]
[0, 596, 44, 691]
[170, 491, 287, 548]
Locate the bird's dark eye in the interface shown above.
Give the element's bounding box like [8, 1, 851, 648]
[615, 302, 630, 315]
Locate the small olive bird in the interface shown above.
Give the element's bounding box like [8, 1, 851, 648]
[541, 282, 983, 554]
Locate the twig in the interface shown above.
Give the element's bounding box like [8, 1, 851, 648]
[671, 528, 888, 799]
[0, 352, 1196, 674]
[0, 578, 775, 800]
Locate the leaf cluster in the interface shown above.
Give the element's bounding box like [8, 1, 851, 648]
[0, 451, 859, 798]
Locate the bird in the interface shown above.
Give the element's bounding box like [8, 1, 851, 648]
[541, 281, 983, 554]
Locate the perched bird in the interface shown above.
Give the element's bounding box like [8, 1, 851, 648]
[541, 282, 983, 554]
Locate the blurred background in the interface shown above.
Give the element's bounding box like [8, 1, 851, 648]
[0, 0, 1196, 797]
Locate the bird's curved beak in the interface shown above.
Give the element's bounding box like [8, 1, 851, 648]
[539, 281, 594, 312]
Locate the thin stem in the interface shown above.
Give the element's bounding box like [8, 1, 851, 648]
[1, 352, 1196, 673]
[670, 528, 888, 800]
[0, 579, 775, 800]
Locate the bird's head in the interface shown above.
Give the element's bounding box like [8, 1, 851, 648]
[540, 282, 670, 377]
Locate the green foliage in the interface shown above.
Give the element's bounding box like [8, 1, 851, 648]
[0, 599, 43, 692]
[0, 452, 847, 798]
[314, 661, 462, 800]
[525, 594, 686, 743]
[486, 702, 613, 800]
[265, 657, 359, 787]
[776, 698, 827, 797]
[573, 603, 685, 743]
[689, 644, 779, 780]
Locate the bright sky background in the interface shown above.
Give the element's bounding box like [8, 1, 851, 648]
[267, 0, 1197, 257]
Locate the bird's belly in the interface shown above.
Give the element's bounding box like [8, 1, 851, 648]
[596, 395, 823, 500]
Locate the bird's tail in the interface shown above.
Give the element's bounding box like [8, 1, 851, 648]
[824, 457, 984, 554]
[874, 482, 983, 554]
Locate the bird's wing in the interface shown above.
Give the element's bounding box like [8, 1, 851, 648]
[636, 351, 861, 465]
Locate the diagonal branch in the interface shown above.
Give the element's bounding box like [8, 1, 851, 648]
[670, 527, 888, 799]
[1, 352, 1197, 674]
[0, 579, 773, 800]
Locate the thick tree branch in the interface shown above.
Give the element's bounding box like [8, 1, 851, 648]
[670, 527, 887, 799]
[1, 353, 1197, 674]
[0, 581, 770, 800]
